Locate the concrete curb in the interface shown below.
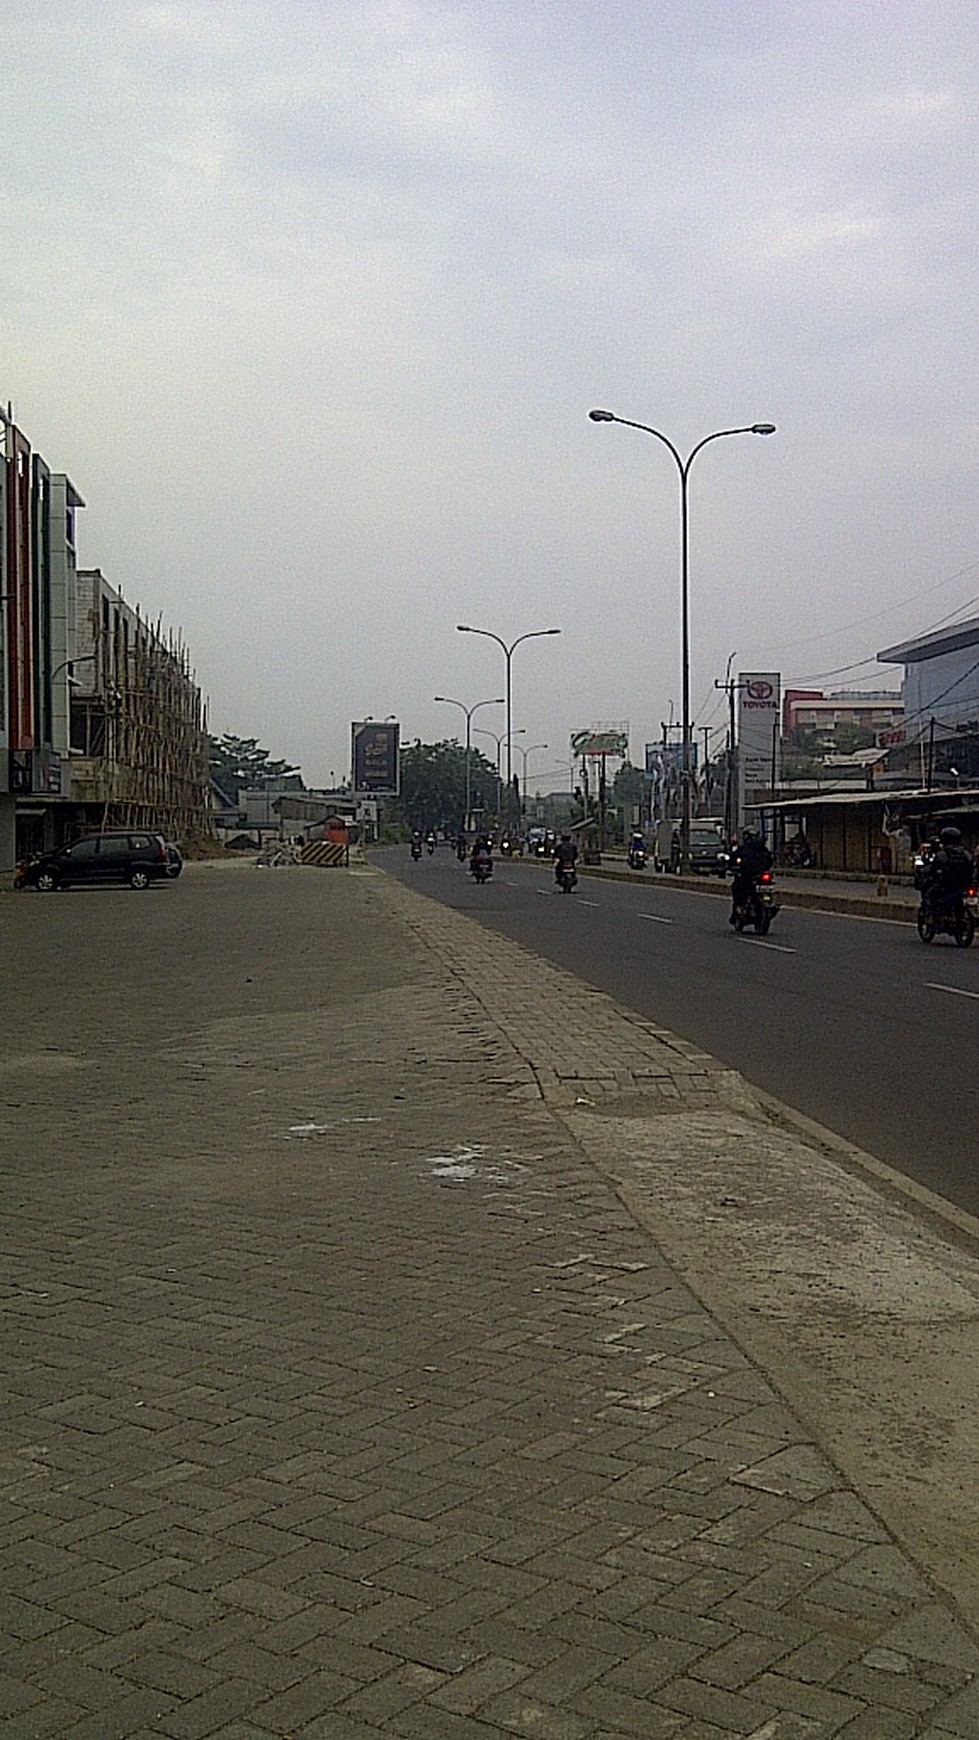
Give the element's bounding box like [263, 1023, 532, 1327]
[508, 853, 920, 924]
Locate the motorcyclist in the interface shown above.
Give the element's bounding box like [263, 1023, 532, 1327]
[455, 831, 468, 861]
[470, 834, 493, 876]
[410, 828, 423, 858]
[425, 829, 437, 853]
[554, 831, 578, 885]
[729, 827, 773, 924]
[628, 830, 646, 867]
[913, 835, 941, 891]
[922, 826, 972, 917]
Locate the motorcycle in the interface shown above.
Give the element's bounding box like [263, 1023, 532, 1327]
[732, 872, 780, 935]
[627, 844, 646, 870]
[556, 864, 578, 894]
[917, 887, 977, 947]
[470, 852, 493, 884]
[426, 835, 436, 855]
[410, 841, 422, 861]
[456, 836, 468, 861]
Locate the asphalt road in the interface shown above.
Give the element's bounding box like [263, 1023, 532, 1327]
[380, 846, 979, 1218]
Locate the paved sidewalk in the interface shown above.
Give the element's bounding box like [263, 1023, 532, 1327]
[2, 860, 978, 1738]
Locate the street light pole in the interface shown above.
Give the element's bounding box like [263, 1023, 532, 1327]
[589, 411, 774, 873]
[474, 726, 525, 826]
[520, 743, 548, 811]
[434, 694, 504, 832]
[456, 625, 561, 818]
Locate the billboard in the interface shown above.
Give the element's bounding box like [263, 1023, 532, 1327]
[738, 673, 781, 820]
[570, 728, 629, 759]
[351, 721, 400, 796]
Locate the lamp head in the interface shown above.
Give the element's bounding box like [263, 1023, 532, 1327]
[589, 409, 616, 422]
[751, 424, 776, 435]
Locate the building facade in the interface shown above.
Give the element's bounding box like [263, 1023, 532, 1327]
[63, 569, 210, 847]
[782, 688, 904, 737]
[2, 406, 211, 868]
[878, 619, 979, 737]
[1, 409, 85, 870]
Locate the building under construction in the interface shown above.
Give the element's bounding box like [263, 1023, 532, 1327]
[63, 568, 211, 845]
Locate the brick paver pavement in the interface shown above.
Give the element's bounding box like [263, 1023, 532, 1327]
[1, 860, 976, 1738]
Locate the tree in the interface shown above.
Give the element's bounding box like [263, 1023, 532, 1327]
[832, 722, 876, 755]
[389, 739, 497, 833]
[209, 734, 302, 801]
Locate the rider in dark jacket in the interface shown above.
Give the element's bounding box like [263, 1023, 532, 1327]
[554, 832, 578, 884]
[729, 828, 773, 923]
[923, 827, 973, 914]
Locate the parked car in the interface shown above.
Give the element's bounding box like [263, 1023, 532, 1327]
[164, 842, 183, 878]
[19, 831, 172, 891]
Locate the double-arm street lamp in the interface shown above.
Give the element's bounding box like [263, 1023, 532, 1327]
[456, 626, 561, 811]
[589, 410, 775, 873]
[434, 694, 504, 831]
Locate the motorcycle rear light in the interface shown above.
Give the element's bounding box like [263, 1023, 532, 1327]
[760, 872, 772, 884]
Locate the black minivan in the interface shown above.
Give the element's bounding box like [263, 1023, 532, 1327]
[19, 832, 171, 891]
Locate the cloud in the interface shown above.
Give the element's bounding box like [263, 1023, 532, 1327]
[3, 1, 979, 780]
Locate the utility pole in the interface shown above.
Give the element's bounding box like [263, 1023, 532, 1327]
[714, 662, 749, 842]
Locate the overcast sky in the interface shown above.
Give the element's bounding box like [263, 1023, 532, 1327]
[4, 1, 979, 788]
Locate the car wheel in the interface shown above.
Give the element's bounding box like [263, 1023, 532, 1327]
[130, 869, 151, 890]
[35, 871, 59, 892]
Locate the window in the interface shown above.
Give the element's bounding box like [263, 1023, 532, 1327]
[98, 836, 130, 860]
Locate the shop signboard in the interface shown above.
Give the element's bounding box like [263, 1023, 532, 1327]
[738, 673, 781, 824]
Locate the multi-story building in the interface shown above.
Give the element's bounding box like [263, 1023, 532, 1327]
[782, 688, 904, 738]
[2, 406, 211, 867]
[877, 618, 979, 736]
[1, 408, 85, 869]
[65, 569, 210, 844]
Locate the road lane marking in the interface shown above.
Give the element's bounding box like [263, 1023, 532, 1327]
[576, 898, 600, 907]
[925, 982, 979, 1000]
[739, 938, 796, 954]
[638, 912, 673, 925]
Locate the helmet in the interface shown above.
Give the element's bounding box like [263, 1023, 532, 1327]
[741, 827, 757, 843]
[940, 826, 963, 846]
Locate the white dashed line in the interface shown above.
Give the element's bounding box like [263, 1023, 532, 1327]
[924, 982, 979, 1000]
[638, 912, 673, 925]
[739, 938, 796, 954]
[576, 898, 600, 908]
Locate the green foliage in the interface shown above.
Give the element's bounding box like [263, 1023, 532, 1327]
[612, 761, 646, 807]
[387, 739, 498, 832]
[209, 734, 302, 801]
[832, 722, 876, 755]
